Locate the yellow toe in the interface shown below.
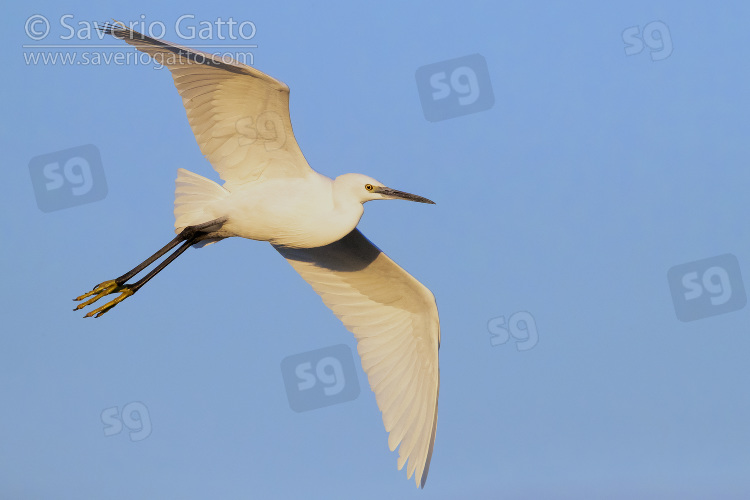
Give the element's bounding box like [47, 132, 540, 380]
[84, 288, 134, 318]
[74, 280, 119, 302]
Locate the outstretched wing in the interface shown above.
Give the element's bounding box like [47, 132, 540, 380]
[275, 229, 440, 488]
[102, 22, 312, 187]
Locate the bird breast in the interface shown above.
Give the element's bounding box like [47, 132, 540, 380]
[218, 175, 365, 248]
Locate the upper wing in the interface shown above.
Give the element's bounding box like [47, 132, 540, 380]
[275, 229, 440, 488]
[102, 22, 312, 187]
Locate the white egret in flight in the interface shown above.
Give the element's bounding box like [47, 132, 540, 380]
[73, 22, 440, 487]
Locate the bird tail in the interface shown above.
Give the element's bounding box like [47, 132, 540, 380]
[174, 168, 230, 246]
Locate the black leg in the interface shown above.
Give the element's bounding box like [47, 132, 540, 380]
[111, 232, 189, 287]
[129, 238, 195, 293]
[74, 218, 226, 318]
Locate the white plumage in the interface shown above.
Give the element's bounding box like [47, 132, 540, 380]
[76, 21, 440, 488]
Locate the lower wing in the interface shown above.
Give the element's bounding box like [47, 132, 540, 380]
[274, 229, 440, 487]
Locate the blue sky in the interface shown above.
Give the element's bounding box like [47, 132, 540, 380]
[3, 1, 750, 498]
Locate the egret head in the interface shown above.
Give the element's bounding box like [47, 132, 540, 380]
[335, 173, 435, 205]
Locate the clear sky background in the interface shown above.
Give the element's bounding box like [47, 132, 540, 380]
[3, 1, 750, 499]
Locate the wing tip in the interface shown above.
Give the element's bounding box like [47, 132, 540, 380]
[97, 20, 129, 38]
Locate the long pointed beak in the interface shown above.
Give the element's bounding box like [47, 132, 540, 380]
[375, 186, 435, 204]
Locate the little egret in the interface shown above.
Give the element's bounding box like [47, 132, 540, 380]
[73, 23, 440, 487]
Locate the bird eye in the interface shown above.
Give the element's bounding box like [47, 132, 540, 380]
[365, 184, 374, 191]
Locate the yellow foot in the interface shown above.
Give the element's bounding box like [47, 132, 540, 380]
[74, 279, 119, 303]
[73, 280, 134, 318]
